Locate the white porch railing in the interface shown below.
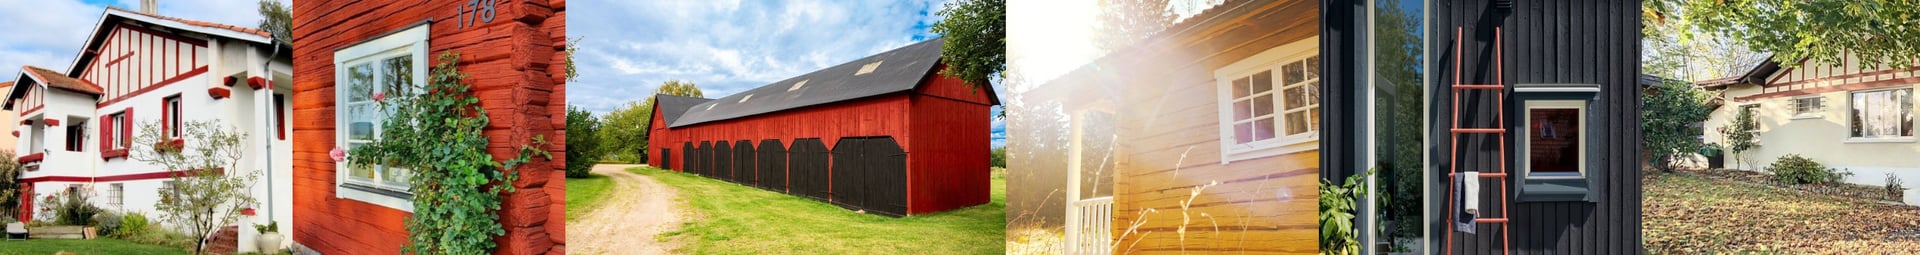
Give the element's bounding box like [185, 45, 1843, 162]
[1067, 196, 1114, 255]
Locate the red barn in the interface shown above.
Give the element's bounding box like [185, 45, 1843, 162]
[645, 38, 997, 217]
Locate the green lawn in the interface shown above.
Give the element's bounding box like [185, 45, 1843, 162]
[0, 238, 188, 255]
[564, 173, 615, 221]
[1645, 170, 1920, 253]
[634, 166, 1006, 254]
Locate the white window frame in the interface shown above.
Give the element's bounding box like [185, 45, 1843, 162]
[1520, 100, 1588, 179]
[1214, 37, 1319, 164]
[1846, 87, 1916, 143]
[332, 23, 428, 212]
[109, 112, 127, 150]
[1790, 95, 1824, 120]
[165, 95, 183, 138]
[108, 183, 124, 209]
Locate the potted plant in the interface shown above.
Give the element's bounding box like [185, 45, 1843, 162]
[1699, 142, 1724, 169]
[255, 221, 283, 253]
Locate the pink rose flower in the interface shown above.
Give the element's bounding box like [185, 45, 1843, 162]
[330, 147, 347, 162]
[372, 92, 387, 102]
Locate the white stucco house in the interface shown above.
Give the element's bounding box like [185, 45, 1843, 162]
[5, 7, 292, 252]
[1700, 54, 1919, 204]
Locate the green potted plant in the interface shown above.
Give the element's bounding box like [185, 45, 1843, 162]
[254, 221, 282, 253]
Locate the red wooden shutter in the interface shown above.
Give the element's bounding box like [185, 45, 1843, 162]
[122, 107, 133, 148]
[160, 99, 169, 138]
[99, 114, 110, 151]
[275, 94, 286, 140]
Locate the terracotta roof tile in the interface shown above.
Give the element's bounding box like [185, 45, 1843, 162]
[106, 7, 270, 38]
[22, 66, 103, 95]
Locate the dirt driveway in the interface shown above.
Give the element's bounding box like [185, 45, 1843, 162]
[571, 164, 683, 254]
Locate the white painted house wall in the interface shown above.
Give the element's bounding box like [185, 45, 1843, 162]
[9, 8, 293, 253]
[1703, 54, 1920, 204]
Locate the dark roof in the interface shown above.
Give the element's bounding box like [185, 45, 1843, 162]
[653, 94, 712, 125]
[669, 38, 952, 127]
[1697, 55, 1784, 90]
[22, 66, 103, 95]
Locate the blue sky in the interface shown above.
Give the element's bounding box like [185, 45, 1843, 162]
[0, 0, 279, 79]
[569, 0, 1007, 147]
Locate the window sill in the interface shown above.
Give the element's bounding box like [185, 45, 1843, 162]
[1846, 137, 1918, 144]
[100, 149, 129, 160]
[1222, 138, 1317, 164]
[337, 183, 414, 212]
[1790, 114, 1823, 120]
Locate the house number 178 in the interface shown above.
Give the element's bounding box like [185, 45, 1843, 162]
[458, 0, 496, 29]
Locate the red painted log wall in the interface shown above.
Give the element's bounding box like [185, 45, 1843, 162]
[290, 0, 566, 254]
[646, 65, 993, 215]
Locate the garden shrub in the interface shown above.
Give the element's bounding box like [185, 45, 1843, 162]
[1767, 154, 1850, 184]
[1888, 173, 1907, 199]
[43, 192, 102, 226]
[116, 212, 150, 239]
[93, 210, 122, 237]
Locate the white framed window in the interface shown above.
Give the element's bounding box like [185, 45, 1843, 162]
[1520, 100, 1587, 179]
[165, 95, 182, 138]
[1791, 96, 1823, 119]
[1848, 88, 1914, 142]
[109, 112, 128, 150]
[108, 183, 124, 209]
[1215, 37, 1320, 163]
[332, 23, 428, 211]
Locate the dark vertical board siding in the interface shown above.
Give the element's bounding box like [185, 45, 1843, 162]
[1425, 0, 1642, 254]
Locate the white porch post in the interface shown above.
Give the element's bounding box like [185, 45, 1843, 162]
[1064, 110, 1084, 255]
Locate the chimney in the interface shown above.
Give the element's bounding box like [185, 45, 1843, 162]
[140, 0, 158, 14]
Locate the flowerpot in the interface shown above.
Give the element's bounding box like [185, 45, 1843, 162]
[256, 232, 284, 253]
[83, 226, 96, 239]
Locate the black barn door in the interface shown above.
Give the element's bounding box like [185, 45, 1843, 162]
[790, 138, 831, 201]
[681, 142, 693, 172]
[829, 137, 908, 216]
[735, 140, 755, 186]
[661, 148, 673, 170]
[758, 139, 787, 192]
[715, 141, 732, 182]
[698, 141, 712, 177]
[831, 138, 867, 210]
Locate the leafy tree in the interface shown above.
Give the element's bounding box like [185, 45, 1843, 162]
[566, 37, 581, 82]
[600, 80, 704, 164]
[1654, 0, 1920, 69]
[1093, 0, 1173, 54]
[567, 105, 603, 178]
[129, 120, 256, 255]
[1723, 106, 1763, 170]
[989, 146, 1006, 168]
[256, 0, 292, 46]
[1642, 79, 1713, 172]
[0, 150, 19, 220]
[930, 0, 1005, 90]
[1642, 0, 1769, 81]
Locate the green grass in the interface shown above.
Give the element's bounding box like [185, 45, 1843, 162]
[564, 173, 615, 221]
[634, 166, 1006, 254]
[0, 238, 189, 255]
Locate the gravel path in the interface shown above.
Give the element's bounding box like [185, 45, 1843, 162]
[571, 164, 683, 255]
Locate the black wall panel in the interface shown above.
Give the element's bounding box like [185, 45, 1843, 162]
[698, 141, 712, 177]
[790, 138, 832, 201]
[759, 139, 788, 192]
[736, 140, 756, 186]
[830, 137, 908, 217]
[661, 148, 673, 170]
[716, 141, 733, 183]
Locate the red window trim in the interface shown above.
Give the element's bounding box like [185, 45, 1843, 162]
[162, 94, 182, 139]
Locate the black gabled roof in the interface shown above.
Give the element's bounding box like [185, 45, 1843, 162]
[669, 38, 950, 128]
[653, 94, 712, 125]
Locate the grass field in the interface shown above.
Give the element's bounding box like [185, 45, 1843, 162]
[0, 238, 188, 255]
[634, 166, 1007, 254]
[564, 173, 615, 221]
[1645, 170, 1920, 253]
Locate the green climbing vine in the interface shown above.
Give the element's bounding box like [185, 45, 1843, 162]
[344, 52, 551, 254]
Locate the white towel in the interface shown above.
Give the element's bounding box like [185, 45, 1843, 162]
[1464, 171, 1480, 216]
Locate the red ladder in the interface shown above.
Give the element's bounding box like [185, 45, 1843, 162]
[1444, 26, 1511, 255]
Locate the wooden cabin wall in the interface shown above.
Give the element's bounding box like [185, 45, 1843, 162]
[1106, 0, 1321, 253]
[1428, 0, 1642, 253]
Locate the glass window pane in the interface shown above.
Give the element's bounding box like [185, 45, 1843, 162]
[1232, 77, 1250, 98]
[1528, 108, 1582, 172]
[381, 167, 410, 189]
[347, 63, 374, 102]
[1251, 71, 1272, 94]
[1304, 56, 1320, 80]
[384, 55, 415, 96]
[1305, 81, 1320, 106]
[1254, 118, 1275, 141]
[349, 103, 378, 140]
[1283, 62, 1303, 85]
[1233, 100, 1252, 120]
[1309, 107, 1321, 132]
[1286, 112, 1308, 135]
[1853, 93, 1866, 137]
[347, 142, 375, 181]
[1234, 123, 1253, 144]
[1284, 86, 1306, 109]
[1902, 89, 1913, 136]
[1253, 94, 1274, 117]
